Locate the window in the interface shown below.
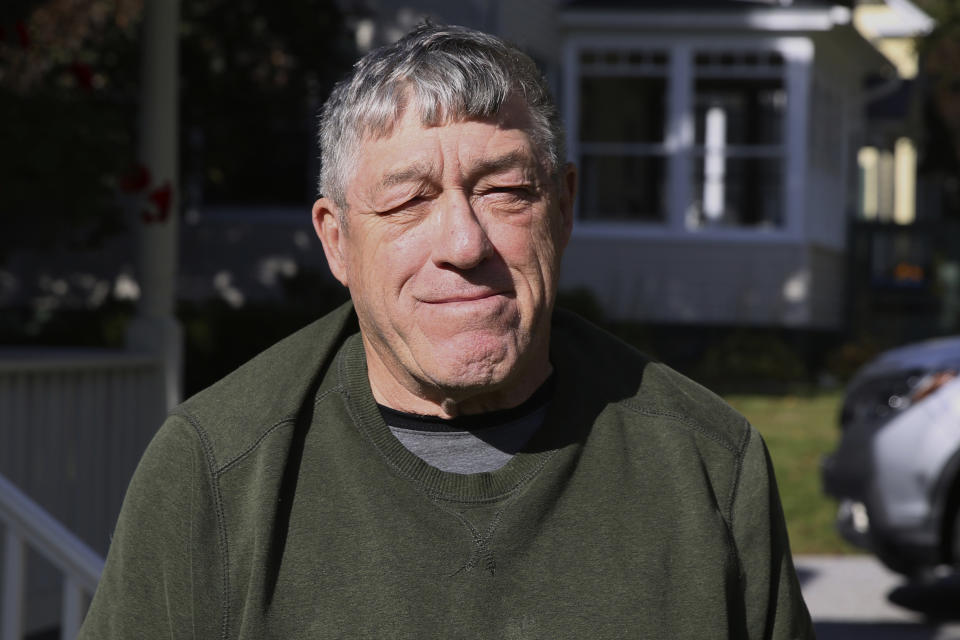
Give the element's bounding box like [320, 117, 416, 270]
[577, 49, 669, 222]
[687, 51, 785, 229]
[572, 44, 789, 231]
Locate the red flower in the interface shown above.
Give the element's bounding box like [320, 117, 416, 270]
[148, 182, 173, 222]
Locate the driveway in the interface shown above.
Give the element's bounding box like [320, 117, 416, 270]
[796, 555, 960, 639]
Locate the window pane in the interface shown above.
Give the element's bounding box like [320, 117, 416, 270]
[579, 155, 666, 222]
[694, 78, 785, 146]
[689, 156, 782, 228]
[580, 76, 667, 143]
[694, 50, 783, 70]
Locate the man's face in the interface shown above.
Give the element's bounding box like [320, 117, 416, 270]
[313, 98, 575, 416]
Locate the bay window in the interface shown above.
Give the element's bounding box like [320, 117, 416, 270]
[569, 41, 799, 234]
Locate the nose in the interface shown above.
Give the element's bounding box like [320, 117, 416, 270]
[431, 191, 493, 270]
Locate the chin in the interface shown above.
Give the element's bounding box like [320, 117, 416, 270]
[420, 340, 520, 390]
[429, 355, 514, 390]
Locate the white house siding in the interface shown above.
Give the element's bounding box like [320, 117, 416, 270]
[805, 28, 880, 251]
[806, 72, 850, 252]
[560, 236, 842, 328]
[808, 245, 846, 329]
[497, 0, 562, 63]
[338, 0, 562, 54]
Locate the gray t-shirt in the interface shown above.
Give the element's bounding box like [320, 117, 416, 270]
[379, 376, 554, 474]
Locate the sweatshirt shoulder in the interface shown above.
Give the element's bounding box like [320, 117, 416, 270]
[552, 308, 749, 454]
[172, 301, 357, 469]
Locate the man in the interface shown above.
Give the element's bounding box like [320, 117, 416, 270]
[80, 24, 813, 639]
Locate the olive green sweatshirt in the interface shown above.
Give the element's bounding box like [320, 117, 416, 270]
[79, 303, 813, 639]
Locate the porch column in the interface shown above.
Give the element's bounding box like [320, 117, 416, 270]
[126, 0, 183, 411]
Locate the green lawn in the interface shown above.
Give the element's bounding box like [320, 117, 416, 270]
[723, 391, 863, 555]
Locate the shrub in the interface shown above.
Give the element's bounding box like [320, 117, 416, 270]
[696, 330, 808, 390]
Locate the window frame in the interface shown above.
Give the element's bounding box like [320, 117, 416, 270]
[563, 34, 813, 243]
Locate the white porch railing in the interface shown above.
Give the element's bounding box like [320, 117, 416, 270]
[0, 473, 104, 640]
[0, 348, 167, 638]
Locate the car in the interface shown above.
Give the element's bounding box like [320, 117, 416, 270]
[821, 335, 960, 578]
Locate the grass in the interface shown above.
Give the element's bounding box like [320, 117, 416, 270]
[722, 391, 863, 555]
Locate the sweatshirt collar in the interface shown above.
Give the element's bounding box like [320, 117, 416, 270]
[337, 332, 581, 503]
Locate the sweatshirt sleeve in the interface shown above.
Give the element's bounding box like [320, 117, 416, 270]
[78, 414, 225, 640]
[732, 425, 815, 640]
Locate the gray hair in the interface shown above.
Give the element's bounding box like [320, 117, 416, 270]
[318, 22, 566, 211]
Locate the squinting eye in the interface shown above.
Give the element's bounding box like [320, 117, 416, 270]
[403, 196, 429, 207]
[376, 196, 429, 216]
[487, 186, 534, 199]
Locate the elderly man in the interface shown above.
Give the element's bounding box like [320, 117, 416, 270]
[80, 24, 813, 639]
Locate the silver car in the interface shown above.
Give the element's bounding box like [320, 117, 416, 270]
[822, 336, 960, 578]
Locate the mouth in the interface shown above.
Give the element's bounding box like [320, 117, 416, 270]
[417, 288, 515, 307]
[423, 291, 503, 304]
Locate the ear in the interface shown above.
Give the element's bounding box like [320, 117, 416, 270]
[312, 197, 350, 287]
[557, 162, 577, 249]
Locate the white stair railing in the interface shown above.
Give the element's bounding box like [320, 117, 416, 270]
[0, 473, 103, 640]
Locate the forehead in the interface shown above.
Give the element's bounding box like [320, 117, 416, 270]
[346, 99, 542, 193]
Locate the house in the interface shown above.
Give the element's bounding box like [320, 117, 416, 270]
[842, 0, 960, 342]
[853, 0, 933, 225]
[345, 0, 919, 330]
[557, 0, 891, 329]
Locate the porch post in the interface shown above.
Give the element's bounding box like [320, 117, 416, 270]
[126, 0, 183, 411]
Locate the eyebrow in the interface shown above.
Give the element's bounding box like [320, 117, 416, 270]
[468, 150, 536, 180]
[381, 162, 437, 188]
[378, 150, 536, 190]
